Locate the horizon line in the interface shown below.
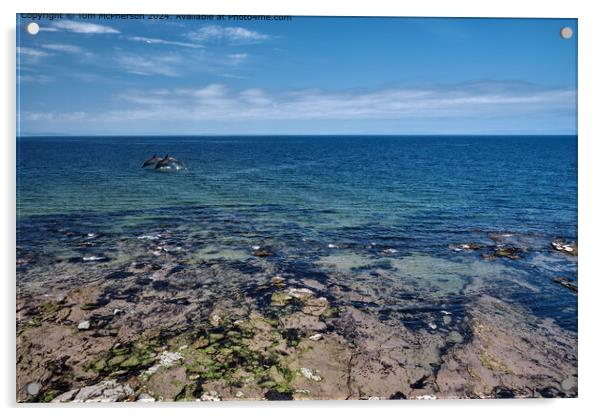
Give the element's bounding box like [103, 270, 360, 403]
[17, 133, 578, 138]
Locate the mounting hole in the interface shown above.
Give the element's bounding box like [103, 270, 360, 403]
[26, 22, 40, 35]
[560, 27, 573, 40]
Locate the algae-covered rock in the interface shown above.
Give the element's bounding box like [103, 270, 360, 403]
[271, 292, 293, 306]
[120, 356, 141, 368]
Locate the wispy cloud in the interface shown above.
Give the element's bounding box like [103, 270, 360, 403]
[21, 81, 576, 134]
[127, 36, 203, 49]
[18, 74, 55, 84]
[222, 73, 248, 79]
[41, 43, 85, 54]
[38, 81, 571, 124]
[50, 20, 119, 34]
[116, 54, 183, 77]
[21, 111, 88, 121]
[17, 47, 51, 58]
[186, 25, 270, 44]
[227, 53, 248, 64]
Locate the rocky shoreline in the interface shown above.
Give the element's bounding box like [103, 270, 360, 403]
[16, 218, 578, 402]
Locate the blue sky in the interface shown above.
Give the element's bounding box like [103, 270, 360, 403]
[17, 16, 577, 135]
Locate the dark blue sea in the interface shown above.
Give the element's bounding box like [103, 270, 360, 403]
[16, 135, 578, 331]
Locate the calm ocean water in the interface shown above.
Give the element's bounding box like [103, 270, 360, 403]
[16, 135, 578, 330]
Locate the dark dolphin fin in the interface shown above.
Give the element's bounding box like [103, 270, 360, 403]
[143, 155, 161, 167]
[155, 157, 168, 169]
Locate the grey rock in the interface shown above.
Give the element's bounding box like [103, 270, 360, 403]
[137, 393, 156, 402]
[72, 380, 134, 402]
[52, 389, 78, 403]
[309, 333, 323, 341]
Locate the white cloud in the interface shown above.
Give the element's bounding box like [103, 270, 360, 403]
[18, 74, 55, 84]
[127, 36, 203, 49]
[116, 54, 182, 76]
[222, 73, 248, 79]
[189, 84, 229, 98]
[41, 43, 84, 54]
[101, 81, 575, 123]
[17, 47, 51, 57]
[50, 20, 119, 34]
[227, 53, 248, 64]
[187, 25, 270, 44]
[21, 82, 576, 132]
[21, 111, 88, 121]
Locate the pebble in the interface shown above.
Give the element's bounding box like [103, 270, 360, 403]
[137, 393, 156, 402]
[201, 390, 221, 401]
[300, 367, 322, 381]
[271, 276, 285, 286]
[288, 287, 314, 300]
[159, 351, 183, 367]
[210, 314, 221, 326]
[448, 331, 463, 343]
[78, 320, 91, 330]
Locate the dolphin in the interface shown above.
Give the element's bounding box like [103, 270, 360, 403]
[155, 154, 183, 171]
[142, 154, 162, 168]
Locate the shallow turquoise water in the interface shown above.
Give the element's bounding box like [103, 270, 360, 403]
[16, 135, 578, 330]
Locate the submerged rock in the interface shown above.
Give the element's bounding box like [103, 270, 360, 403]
[253, 246, 275, 257]
[287, 287, 314, 301]
[552, 277, 578, 293]
[271, 292, 293, 306]
[105, 271, 134, 280]
[271, 275, 286, 288]
[450, 243, 482, 252]
[484, 246, 524, 260]
[551, 240, 578, 256]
